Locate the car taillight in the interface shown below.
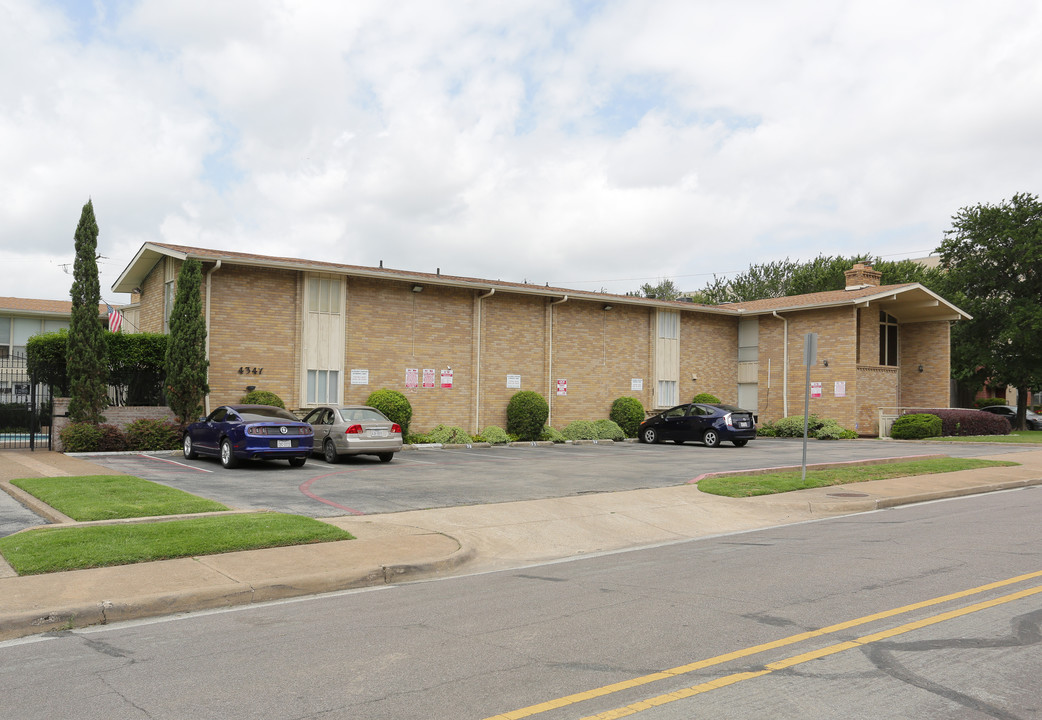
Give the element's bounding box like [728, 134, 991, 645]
[345, 424, 363, 435]
[724, 413, 734, 429]
[246, 425, 261, 435]
[391, 423, 402, 433]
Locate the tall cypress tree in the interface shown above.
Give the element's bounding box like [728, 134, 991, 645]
[165, 257, 209, 423]
[67, 199, 108, 423]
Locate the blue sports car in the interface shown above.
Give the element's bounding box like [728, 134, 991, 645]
[182, 404, 314, 468]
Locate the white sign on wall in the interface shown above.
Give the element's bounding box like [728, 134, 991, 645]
[422, 369, 436, 388]
[441, 369, 453, 388]
[631, 378, 643, 391]
[557, 379, 567, 396]
[506, 374, 521, 389]
[350, 369, 369, 385]
[405, 368, 418, 388]
[835, 381, 846, 397]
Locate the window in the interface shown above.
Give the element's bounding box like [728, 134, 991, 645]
[164, 280, 175, 333]
[657, 380, 677, 407]
[308, 277, 340, 314]
[307, 369, 339, 404]
[657, 310, 678, 339]
[12, 318, 40, 357]
[0, 317, 9, 358]
[879, 311, 898, 366]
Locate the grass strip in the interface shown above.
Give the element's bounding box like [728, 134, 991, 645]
[697, 458, 1019, 498]
[921, 431, 1042, 444]
[10, 475, 228, 520]
[0, 513, 354, 575]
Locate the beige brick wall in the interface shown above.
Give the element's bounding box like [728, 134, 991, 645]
[899, 321, 951, 409]
[680, 313, 738, 405]
[856, 367, 899, 434]
[51, 397, 176, 452]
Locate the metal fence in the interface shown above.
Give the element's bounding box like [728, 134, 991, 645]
[0, 353, 51, 450]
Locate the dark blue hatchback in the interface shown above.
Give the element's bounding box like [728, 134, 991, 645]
[638, 403, 757, 448]
[182, 404, 314, 468]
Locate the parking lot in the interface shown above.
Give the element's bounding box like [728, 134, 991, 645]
[81, 438, 1035, 518]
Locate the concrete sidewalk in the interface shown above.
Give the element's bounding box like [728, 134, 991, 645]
[2, 446, 1041, 642]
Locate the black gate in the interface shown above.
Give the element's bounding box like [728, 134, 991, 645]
[0, 353, 51, 451]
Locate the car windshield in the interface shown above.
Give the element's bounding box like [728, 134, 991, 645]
[712, 404, 748, 413]
[338, 408, 389, 422]
[238, 407, 299, 422]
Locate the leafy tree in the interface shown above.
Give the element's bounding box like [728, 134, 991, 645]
[937, 192, 1042, 429]
[688, 254, 941, 304]
[66, 199, 108, 423]
[164, 258, 210, 423]
[629, 279, 682, 301]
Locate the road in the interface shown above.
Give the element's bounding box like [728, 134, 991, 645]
[2, 485, 1040, 719]
[83, 438, 1035, 517]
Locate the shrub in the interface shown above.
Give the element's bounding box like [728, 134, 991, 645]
[124, 419, 182, 450]
[890, 413, 942, 440]
[692, 392, 722, 404]
[426, 424, 473, 444]
[367, 389, 413, 437]
[609, 397, 645, 438]
[60, 422, 106, 452]
[815, 419, 858, 440]
[239, 390, 285, 409]
[540, 426, 566, 443]
[478, 425, 511, 444]
[903, 408, 1010, 436]
[562, 420, 598, 440]
[98, 424, 128, 452]
[770, 414, 821, 438]
[755, 422, 778, 437]
[974, 397, 1008, 409]
[506, 391, 549, 441]
[594, 418, 625, 441]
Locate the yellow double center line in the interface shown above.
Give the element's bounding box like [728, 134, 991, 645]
[484, 569, 1042, 720]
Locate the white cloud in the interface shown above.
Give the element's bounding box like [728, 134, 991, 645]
[3, 0, 1042, 303]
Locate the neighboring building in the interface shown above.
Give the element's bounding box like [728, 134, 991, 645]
[112, 247, 969, 435]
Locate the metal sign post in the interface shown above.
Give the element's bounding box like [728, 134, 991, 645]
[801, 333, 818, 481]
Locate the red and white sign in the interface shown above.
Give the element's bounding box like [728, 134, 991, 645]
[422, 368, 436, 388]
[441, 369, 453, 388]
[811, 381, 822, 398]
[556, 379, 567, 396]
[405, 368, 419, 388]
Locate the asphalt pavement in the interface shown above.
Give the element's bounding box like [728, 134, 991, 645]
[2, 441, 1041, 642]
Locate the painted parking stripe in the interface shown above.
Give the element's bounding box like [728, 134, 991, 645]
[135, 453, 214, 473]
[482, 568, 1042, 720]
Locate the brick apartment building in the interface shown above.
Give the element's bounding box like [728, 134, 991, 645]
[113, 244, 968, 435]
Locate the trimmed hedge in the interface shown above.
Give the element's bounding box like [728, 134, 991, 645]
[903, 408, 1010, 436]
[367, 389, 413, 438]
[506, 391, 549, 441]
[692, 392, 722, 404]
[477, 426, 511, 444]
[562, 420, 598, 440]
[609, 397, 645, 438]
[426, 424, 473, 444]
[239, 390, 285, 409]
[594, 419, 625, 441]
[758, 414, 856, 440]
[891, 413, 942, 440]
[59, 419, 183, 452]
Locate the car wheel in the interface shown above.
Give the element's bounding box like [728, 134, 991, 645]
[732, 439, 749, 447]
[220, 439, 238, 468]
[183, 434, 197, 459]
[641, 427, 659, 444]
[702, 429, 721, 448]
[288, 457, 307, 467]
[378, 452, 394, 463]
[323, 440, 340, 464]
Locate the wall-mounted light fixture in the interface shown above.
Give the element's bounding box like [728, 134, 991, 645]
[246, 385, 256, 392]
[131, 287, 142, 295]
[603, 304, 613, 311]
[412, 285, 423, 293]
[822, 359, 829, 367]
[918, 364, 924, 373]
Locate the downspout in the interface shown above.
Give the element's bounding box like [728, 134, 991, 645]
[548, 295, 569, 427]
[772, 310, 788, 417]
[474, 288, 495, 432]
[204, 260, 222, 416]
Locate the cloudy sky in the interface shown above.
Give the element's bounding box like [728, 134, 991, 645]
[3, 0, 1041, 305]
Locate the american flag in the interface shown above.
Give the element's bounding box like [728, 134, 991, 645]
[108, 307, 123, 333]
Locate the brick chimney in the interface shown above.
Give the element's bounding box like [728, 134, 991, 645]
[844, 263, 882, 290]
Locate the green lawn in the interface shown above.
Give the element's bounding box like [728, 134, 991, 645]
[922, 431, 1042, 444]
[11, 475, 228, 520]
[0, 513, 354, 575]
[697, 457, 1019, 498]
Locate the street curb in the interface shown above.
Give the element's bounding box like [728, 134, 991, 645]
[0, 540, 477, 642]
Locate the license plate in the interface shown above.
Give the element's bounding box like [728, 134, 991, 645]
[738, 422, 749, 428]
[370, 429, 388, 438]
[277, 439, 292, 448]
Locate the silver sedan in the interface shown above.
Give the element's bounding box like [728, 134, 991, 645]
[302, 405, 403, 463]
